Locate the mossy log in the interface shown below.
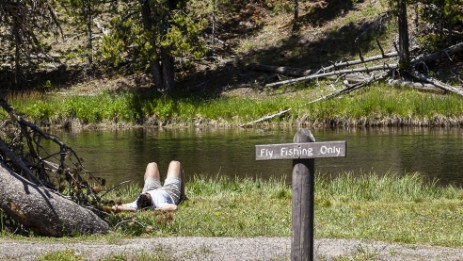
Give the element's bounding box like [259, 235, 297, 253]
[0, 165, 109, 237]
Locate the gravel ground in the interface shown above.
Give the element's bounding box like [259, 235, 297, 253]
[1, 237, 463, 260]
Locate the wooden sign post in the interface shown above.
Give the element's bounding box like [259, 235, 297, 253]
[256, 129, 346, 261]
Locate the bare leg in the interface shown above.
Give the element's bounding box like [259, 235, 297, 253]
[112, 162, 161, 212]
[166, 160, 184, 197]
[144, 162, 161, 181]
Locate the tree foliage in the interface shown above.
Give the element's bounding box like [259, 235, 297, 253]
[59, 0, 108, 64]
[417, 0, 463, 49]
[100, 0, 207, 92]
[0, 0, 461, 91]
[0, 0, 62, 86]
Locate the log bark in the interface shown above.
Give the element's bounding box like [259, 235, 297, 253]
[240, 109, 291, 128]
[387, 79, 444, 93]
[251, 52, 398, 78]
[0, 163, 109, 237]
[308, 73, 388, 104]
[412, 42, 463, 65]
[266, 64, 398, 88]
[291, 129, 315, 261]
[425, 78, 463, 97]
[250, 64, 313, 77]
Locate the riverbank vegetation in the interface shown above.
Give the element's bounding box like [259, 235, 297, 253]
[4, 173, 461, 247]
[6, 82, 463, 129]
[1, 0, 462, 131]
[109, 173, 463, 246]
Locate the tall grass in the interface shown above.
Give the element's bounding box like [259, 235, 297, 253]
[6, 84, 463, 127]
[316, 172, 462, 202]
[2, 172, 463, 246]
[94, 172, 463, 246]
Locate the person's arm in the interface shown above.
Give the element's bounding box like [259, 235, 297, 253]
[157, 203, 177, 211]
[112, 201, 137, 212]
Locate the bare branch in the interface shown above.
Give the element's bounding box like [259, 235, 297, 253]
[266, 64, 398, 88]
[240, 109, 292, 128]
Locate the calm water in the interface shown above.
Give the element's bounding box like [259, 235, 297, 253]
[45, 128, 463, 187]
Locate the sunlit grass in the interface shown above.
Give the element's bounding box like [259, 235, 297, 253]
[315, 173, 463, 246]
[100, 173, 463, 246]
[6, 83, 463, 127]
[2, 172, 463, 246]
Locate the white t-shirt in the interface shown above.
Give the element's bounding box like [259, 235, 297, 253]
[126, 189, 175, 210]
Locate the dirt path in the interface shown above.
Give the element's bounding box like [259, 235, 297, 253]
[1, 237, 462, 260]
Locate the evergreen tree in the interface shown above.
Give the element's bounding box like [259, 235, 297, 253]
[59, 0, 107, 65]
[101, 0, 206, 92]
[0, 0, 62, 87]
[417, 0, 463, 49]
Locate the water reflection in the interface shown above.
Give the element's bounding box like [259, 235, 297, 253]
[46, 127, 463, 187]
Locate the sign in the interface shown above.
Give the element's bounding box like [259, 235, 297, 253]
[256, 129, 347, 261]
[256, 141, 346, 160]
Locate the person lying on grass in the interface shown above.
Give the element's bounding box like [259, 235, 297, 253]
[112, 161, 185, 212]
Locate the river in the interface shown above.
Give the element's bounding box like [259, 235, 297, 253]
[46, 127, 463, 188]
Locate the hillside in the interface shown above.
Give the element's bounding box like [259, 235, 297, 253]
[0, 1, 408, 93]
[2, 0, 463, 129]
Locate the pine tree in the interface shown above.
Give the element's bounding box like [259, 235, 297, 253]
[0, 0, 62, 87]
[101, 0, 206, 92]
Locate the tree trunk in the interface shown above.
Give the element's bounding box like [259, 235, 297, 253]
[0, 164, 109, 237]
[141, 0, 163, 89]
[397, 0, 410, 68]
[86, 1, 93, 65]
[161, 46, 175, 93]
[161, 0, 179, 93]
[13, 17, 21, 87]
[293, 0, 299, 31]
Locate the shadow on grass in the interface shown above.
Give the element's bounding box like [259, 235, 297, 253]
[179, 1, 391, 99]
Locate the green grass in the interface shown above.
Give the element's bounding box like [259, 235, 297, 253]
[315, 173, 463, 246]
[37, 249, 172, 261]
[2, 172, 463, 248]
[95, 172, 463, 247]
[5, 83, 463, 128]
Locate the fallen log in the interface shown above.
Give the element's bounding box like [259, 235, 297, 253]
[251, 51, 398, 78]
[387, 79, 444, 93]
[316, 51, 399, 73]
[250, 64, 313, 77]
[0, 97, 108, 236]
[308, 73, 388, 104]
[0, 163, 109, 236]
[426, 77, 463, 97]
[263, 43, 461, 89]
[240, 109, 291, 128]
[266, 64, 398, 88]
[412, 42, 463, 65]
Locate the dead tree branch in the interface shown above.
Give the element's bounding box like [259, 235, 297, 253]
[411, 42, 463, 65]
[250, 64, 313, 77]
[387, 79, 444, 93]
[252, 51, 398, 78]
[0, 97, 109, 236]
[240, 109, 292, 128]
[425, 78, 463, 97]
[266, 64, 398, 88]
[308, 73, 389, 104]
[316, 51, 398, 73]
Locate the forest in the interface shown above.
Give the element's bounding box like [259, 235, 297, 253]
[0, 0, 463, 237]
[1, 0, 462, 93]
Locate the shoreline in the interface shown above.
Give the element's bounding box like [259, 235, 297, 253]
[35, 116, 463, 132]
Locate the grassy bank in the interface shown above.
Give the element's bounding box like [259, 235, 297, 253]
[5, 83, 463, 129]
[75, 173, 463, 247]
[2, 172, 463, 260]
